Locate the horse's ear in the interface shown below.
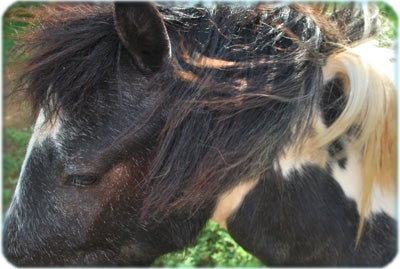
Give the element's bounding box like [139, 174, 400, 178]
[113, 2, 171, 72]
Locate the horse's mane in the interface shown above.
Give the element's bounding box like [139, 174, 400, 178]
[8, 3, 378, 121]
[7, 3, 394, 234]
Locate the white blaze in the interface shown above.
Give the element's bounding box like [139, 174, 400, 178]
[11, 109, 62, 204]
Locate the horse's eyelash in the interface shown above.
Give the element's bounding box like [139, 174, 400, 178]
[64, 174, 99, 187]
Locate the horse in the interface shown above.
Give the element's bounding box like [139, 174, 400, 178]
[3, 2, 396, 266]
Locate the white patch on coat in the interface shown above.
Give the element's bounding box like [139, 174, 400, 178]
[275, 140, 395, 219]
[212, 179, 258, 229]
[331, 150, 363, 211]
[274, 117, 328, 178]
[276, 151, 326, 178]
[331, 150, 395, 218]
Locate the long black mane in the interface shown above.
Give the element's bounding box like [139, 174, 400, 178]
[9, 2, 379, 219]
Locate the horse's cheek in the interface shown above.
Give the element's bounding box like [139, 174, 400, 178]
[79, 161, 148, 235]
[92, 162, 145, 213]
[4, 147, 146, 265]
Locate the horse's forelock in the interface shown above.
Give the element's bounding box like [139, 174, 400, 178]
[9, 3, 117, 120]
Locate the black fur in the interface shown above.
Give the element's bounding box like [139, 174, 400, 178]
[321, 78, 347, 127]
[114, 2, 171, 72]
[227, 166, 396, 266]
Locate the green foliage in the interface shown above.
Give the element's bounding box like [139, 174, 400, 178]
[2, 127, 32, 208]
[376, 2, 398, 47]
[3, 2, 44, 61]
[376, 1, 398, 25]
[153, 221, 264, 267]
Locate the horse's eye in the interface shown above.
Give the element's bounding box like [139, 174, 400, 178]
[65, 174, 98, 187]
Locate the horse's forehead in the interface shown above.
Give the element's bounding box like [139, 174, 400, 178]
[25, 109, 84, 163]
[17, 110, 63, 177]
[32, 110, 63, 145]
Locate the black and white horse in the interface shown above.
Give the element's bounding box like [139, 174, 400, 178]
[3, 2, 396, 266]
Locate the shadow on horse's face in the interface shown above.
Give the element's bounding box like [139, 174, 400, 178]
[3, 2, 396, 267]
